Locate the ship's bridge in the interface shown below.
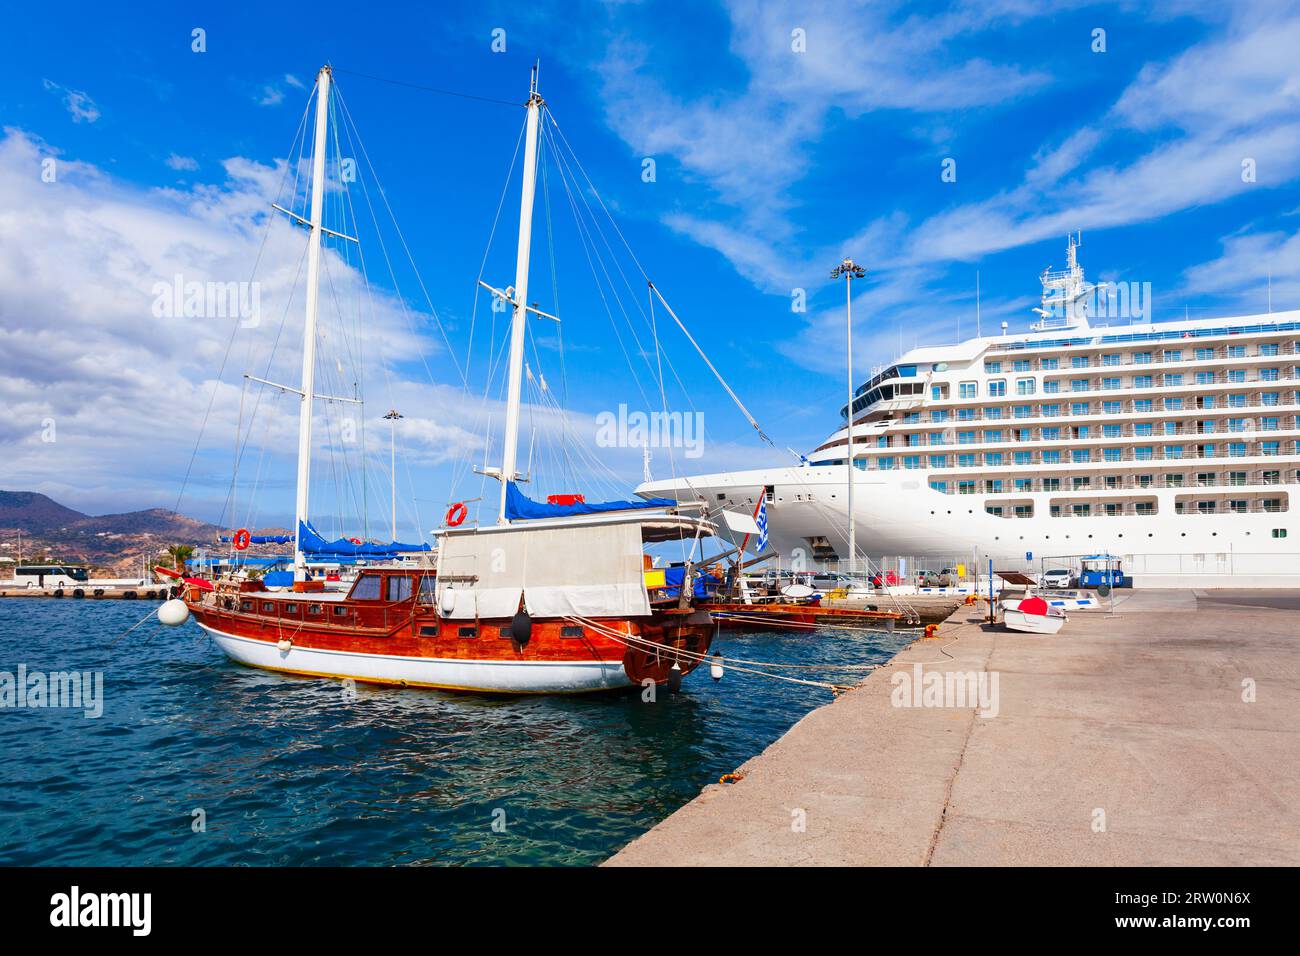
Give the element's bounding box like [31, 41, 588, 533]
[840, 363, 926, 421]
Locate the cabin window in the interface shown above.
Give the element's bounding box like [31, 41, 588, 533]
[386, 576, 413, 602]
[561, 625, 584, 638]
[307, 604, 322, 615]
[458, 626, 477, 638]
[284, 603, 298, 614]
[498, 626, 513, 638]
[261, 602, 275, 613]
[333, 606, 349, 617]
[240, 600, 253, 612]
[419, 625, 439, 637]
[417, 576, 436, 604]
[351, 574, 383, 600]
[1273, 529, 1288, 538]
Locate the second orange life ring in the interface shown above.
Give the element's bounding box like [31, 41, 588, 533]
[446, 502, 468, 527]
[232, 528, 251, 551]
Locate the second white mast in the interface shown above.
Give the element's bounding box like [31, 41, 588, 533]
[498, 67, 544, 524]
[293, 65, 331, 580]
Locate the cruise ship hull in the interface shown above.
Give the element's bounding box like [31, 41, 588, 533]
[641, 464, 1299, 586]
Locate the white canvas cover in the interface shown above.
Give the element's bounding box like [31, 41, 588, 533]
[436, 521, 652, 620]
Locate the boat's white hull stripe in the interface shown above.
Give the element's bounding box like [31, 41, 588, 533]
[196, 622, 632, 693]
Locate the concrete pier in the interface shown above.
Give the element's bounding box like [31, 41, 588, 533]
[606, 590, 1300, 866]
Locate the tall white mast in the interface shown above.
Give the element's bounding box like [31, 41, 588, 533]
[498, 66, 544, 524]
[832, 257, 866, 575]
[293, 65, 331, 581]
[384, 408, 403, 541]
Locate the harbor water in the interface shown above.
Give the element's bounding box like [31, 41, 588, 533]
[0, 599, 910, 866]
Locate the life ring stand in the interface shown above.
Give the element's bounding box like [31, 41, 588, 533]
[445, 502, 468, 527]
[232, 528, 252, 551]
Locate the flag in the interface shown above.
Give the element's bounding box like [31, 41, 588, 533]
[754, 498, 769, 554]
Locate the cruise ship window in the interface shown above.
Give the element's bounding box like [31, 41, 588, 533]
[1134, 399, 1154, 412]
[985, 361, 1002, 373]
[1227, 345, 1245, 358]
[1166, 398, 1184, 410]
[1014, 405, 1032, 418]
[1013, 360, 1031, 372]
[1016, 378, 1035, 395]
[985, 407, 1004, 420]
[987, 380, 1007, 397]
[1043, 381, 1060, 394]
[958, 408, 976, 421]
[1260, 343, 1280, 356]
[1134, 351, 1152, 364]
[1071, 356, 1090, 369]
[1102, 354, 1121, 366]
[1196, 348, 1215, 360]
[1042, 478, 1060, 491]
[1040, 358, 1059, 370]
[959, 382, 977, 399]
[1163, 350, 1182, 362]
[1103, 425, 1121, 437]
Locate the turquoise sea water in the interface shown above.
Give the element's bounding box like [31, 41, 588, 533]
[0, 599, 909, 865]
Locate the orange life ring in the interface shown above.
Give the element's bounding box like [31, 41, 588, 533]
[446, 502, 468, 527]
[232, 528, 251, 551]
[349, 537, 362, 545]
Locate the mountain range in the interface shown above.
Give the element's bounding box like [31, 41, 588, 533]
[0, 491, 224, 572]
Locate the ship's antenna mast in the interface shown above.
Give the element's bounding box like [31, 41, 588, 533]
[832, 257, 867, 576]
[498, 65, 545, 523]
[292, 65, 332, 581]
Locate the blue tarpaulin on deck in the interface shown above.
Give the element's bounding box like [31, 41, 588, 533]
[504, 482, 675, 520]
[298, 520, 431, 556]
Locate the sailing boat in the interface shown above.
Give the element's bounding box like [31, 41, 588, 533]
[160, 65, 717, 693]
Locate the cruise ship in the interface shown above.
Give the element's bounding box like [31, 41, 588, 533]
[639, 238, 1300, 587]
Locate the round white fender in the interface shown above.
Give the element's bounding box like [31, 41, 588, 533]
[157, 598, 190, 626]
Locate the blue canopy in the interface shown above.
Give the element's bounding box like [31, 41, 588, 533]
[504, 482, 676, 521]
[219, 524, 431, 556]
[298, 520, 431, 556]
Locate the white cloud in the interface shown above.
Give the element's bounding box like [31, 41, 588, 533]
[41, 79, 101, 123]
[256, 84, 285, 107]
[165, 153, 198, 171]
[0, 128, 468, 522]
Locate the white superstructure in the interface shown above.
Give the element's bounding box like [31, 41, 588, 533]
[640, 238, 1300, 587]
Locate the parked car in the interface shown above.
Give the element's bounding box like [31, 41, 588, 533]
[917, 569, 954, 587]
[811, 571, 854, 591]
[1039, 568, 1073, 589]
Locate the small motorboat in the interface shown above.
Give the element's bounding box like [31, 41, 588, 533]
[1002, 595, 1067, 635]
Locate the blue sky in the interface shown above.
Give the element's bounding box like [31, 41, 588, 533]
[5, 0, 1300, 539]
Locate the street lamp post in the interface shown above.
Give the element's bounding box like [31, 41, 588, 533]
[830, 258, 866, 576]
[383, 409, 403, 542]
